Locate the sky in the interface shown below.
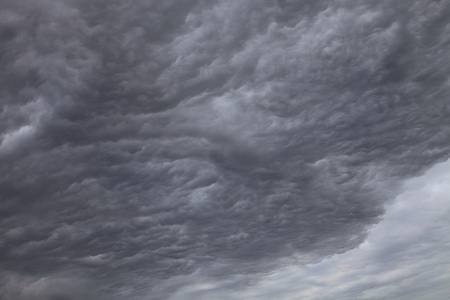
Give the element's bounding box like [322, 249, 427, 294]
[0, 0, 449, 299]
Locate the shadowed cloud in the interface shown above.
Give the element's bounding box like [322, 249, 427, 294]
[0, 0, 449, 299]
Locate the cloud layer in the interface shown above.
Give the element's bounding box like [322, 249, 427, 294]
[168, 159, 450, 300]
[1, 0, 449, 299]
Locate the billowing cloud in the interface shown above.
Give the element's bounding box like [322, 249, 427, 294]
[0, 0, 449, 299]
[168, 159, 450, 300]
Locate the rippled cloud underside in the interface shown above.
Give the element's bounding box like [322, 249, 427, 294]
[0, 1, 449, 299]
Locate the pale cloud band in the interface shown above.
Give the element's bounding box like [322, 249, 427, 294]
[168, 159, 450, 300]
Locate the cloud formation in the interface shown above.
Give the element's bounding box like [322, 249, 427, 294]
[1, 0, 449, 299]
[168, 159, 450, 300]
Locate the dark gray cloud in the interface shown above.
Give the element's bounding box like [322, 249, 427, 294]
[1, 0, 449, 299]
[168, 159, 450, 300]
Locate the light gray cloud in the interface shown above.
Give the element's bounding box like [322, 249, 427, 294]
[1, 0, 449, 299]
[170, 159, 450, 300]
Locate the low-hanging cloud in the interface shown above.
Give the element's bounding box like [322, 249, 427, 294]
[1, 0, 449, 299]
[168, 159, 450, 300]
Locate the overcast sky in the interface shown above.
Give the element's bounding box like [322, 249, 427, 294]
[0, 1, 449, 299]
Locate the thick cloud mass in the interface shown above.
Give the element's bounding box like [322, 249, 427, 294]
[169, 159, 450, 300]
[1, 0, 449, 299]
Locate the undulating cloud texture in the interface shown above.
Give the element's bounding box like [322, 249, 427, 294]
[168, 159, 450, 300]
[0, 0, 449, 299]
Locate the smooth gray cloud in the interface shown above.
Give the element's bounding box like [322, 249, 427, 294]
[1, 0, 449, 299]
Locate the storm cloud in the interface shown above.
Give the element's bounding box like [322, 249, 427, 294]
[168, 159, 450, 300]
[1, 0, 449, 299]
